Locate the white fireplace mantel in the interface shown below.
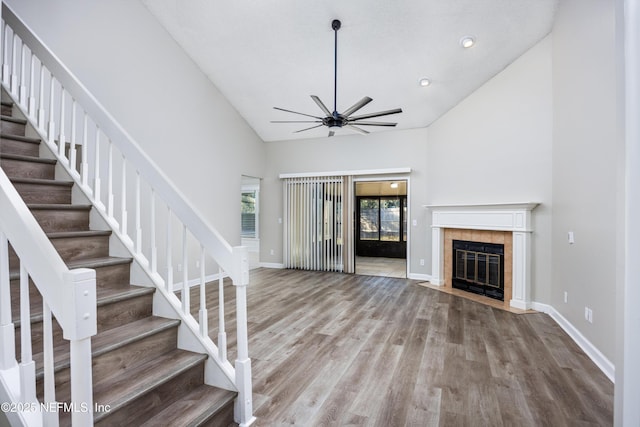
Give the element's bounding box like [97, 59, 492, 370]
[426, 202, 539, 310]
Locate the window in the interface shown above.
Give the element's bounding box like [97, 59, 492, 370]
[241, 191, 257, 238]
[358, 196, 407, 242]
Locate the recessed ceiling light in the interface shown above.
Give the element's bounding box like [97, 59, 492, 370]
[419, 78, 431, 87]
[460, 36, 475, 48]
[390, 182, 399, 189]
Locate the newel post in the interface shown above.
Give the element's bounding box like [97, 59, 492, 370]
[0, 232, 17, 370]
[232, 246, 256, 427]
[63, 268, 97, 426]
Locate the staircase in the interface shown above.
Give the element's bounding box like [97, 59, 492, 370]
[2, 100, 237, 425]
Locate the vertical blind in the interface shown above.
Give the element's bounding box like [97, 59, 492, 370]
[283, 176, 354, 273]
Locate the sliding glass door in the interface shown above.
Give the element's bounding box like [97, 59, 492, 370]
[283, 176, 354, 272]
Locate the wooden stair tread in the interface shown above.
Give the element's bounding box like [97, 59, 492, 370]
[46, 230, 111, 239]
[139, 385, 237, 427]
[0, 114, 27, 125]
[28, 203, 92, 211]
[1, 100, 13, 107]
[65, 255, 132, 270]
[9, 177, 73, 186]
[0, 152, 57, 164]
[92, 350, 208, 422]
[9, 256, 132, 280]
[0, 133, 41, 144]
[33, 316, 180, 378]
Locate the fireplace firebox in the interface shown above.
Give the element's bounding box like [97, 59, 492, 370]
[452, 240, 504, 301]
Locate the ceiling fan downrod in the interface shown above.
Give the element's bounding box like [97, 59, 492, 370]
[332, 19, 341, 117]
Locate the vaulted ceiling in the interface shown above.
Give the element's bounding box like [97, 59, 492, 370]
[141, 0, 558, 142]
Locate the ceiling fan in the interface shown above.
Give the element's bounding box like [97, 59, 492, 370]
[272, 19, 403, 137]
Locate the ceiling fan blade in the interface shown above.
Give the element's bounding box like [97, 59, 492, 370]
[347, 120, 397, 127]
[346, 125, 370, 135]
[349, 108, 403, 121]
[311, 95, 332, 116]
[294, 124, 324, 133]
[273, 107, 323, 120]
[271, 120, 322, 123]
[342, 97, 373, 117]
[328, 130, 335, 137]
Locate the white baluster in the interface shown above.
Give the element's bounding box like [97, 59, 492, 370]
[28, 54, 36, 118]
[18, 42, 26, 106]
[19, 264, 37, 405]
[47, 75, 55, 146]
[58, 87, 66, 161]
[37, 66, 45, 129]
[69, 99, 78, 176]
[94, 129, 102, 208]
[107, 139, 114, 219]
[81, 114, 89, 189]
[2, 24, 10, 84]
[166, 207, 173, 293]
[18, 42, 28, 106]
[181, 225, 190, 314]
[150, 189, 157, 274]
[198, 247, 208, 338]
[135, 171, 142, 255]
[121, 156, 128, 236]
[10, 32, 17, 95]
[42, 302, 59, 427]
[218, 267, 226, 361]
[0, 232, 16, 370]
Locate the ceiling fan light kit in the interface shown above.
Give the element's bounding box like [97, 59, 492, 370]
[272, 19, 403, 137]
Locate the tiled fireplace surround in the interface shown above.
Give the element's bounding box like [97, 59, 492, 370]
[428, 203, 539, 310]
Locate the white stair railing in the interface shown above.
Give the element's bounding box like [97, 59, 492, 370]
[0, 168, 96, 427]
[1, 3, 254, 426]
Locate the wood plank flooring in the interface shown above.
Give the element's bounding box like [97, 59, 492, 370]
[192, 268, 613, 426]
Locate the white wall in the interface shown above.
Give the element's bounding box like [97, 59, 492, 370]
[262, 128, 430, 276]
[5, 0, 266, 247]
[427, 36, 554, 303]
[551, 0, 619, 365]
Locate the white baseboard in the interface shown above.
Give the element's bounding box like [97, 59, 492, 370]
[532, 301, 615, 383]
[260, 262, 285, 269]
[172, 272, 227, 291]
[408, 273, 432, 281]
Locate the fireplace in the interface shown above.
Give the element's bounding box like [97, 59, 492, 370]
[427, 203, 539, 310]
[452, 240, 504, 301]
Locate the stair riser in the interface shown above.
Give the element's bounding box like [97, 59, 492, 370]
[1, 157, 55, 180]
[201, 401, 236, 427]
[50, 234, 110, 263]
[31, 208, 90, 233]
[13, 182, 72, 204]
[94, 360, 206, 427]
[1, 120, 26, 136]
[93, 263, 132, 289]
[0, 137, 40, 157]
[36, 326, 179, 401]
[2, 104, 13, 116]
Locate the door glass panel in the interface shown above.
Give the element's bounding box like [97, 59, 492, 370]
[359, 199, 379, 240]
[402, 198, 407, 242]
[380, 198, 400, 241]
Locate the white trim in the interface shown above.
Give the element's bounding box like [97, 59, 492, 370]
[409, 273, 431, 281]
[279, 167, 411, 179]
[260, 262, 285, 269]
[532, 302, 615, 383]
[170, 272, 228, 291]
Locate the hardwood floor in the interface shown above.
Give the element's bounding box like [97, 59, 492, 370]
[194, 268, 613, 426]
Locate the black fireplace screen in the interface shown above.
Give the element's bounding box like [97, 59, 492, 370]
[452, 240, 504, 301]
